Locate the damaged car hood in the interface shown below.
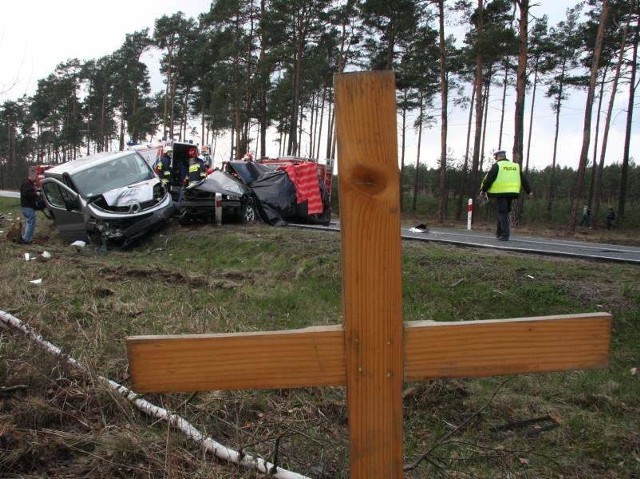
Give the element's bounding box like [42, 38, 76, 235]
[99, 181, 157, 209]
[187, 171, 249, 197]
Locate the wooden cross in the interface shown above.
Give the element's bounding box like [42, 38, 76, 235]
[127, 71, 611, 478]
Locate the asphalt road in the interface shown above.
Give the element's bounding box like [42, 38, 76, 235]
[294, 221, 640, 265]
[2, 189, 638, 264]
[0, 190, 19, 199]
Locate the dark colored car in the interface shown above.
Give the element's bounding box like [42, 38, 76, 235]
[176, 170, 257, 225]
[225, 159, 331, 226]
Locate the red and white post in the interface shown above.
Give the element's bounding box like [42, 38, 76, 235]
[467, 198, 473, 230]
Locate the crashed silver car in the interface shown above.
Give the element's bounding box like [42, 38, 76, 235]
[41, 151, 174, 248]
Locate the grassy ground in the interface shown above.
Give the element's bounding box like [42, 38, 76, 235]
[0, 197, 639, 478]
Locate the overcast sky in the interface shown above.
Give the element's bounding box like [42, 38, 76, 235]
[0, 1, 637, 170]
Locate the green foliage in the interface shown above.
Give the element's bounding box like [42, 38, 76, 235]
[400, 161, 640, 228]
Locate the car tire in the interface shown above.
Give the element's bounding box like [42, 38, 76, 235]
[178, 211, 193, 226]
[242, 203, 256, 223]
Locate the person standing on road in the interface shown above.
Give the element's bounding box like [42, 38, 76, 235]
[19, 176, 38, 244]
[479, 150, 533, 241]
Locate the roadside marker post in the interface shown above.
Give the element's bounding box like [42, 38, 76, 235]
[127, 71, 612, 479]
[467, 198, 473, 230]
[214, 192, 222, 226]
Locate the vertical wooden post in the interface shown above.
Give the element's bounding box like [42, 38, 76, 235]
[334, 71, 404, 478]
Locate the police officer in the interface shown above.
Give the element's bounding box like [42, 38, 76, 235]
[479, 150, 533, 241]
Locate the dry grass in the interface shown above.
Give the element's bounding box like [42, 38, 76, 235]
[1, 208, 639, 478]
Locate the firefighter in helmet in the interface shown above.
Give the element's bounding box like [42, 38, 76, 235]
[156, 146, 172, 185]
[186, 147, 205, 186]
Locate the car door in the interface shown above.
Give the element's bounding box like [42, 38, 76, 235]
[41, 179, 87, 241]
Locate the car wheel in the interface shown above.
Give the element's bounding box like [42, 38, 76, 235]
[178, 209, 193, 226]
[242, 203, 256, 223]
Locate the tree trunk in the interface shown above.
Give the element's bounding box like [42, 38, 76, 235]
[513, 0, 528, 166]
[201, 99, 206, 147]
[510, 0, 528, 226]
[568, 0, 609, 233]
[287, 12, 305, 155]
[399, 90, 408, 212]
[480, 73, 490, 174]
[618, 1, 638, 222]
[593, 20, 628, 228]
[588, 72, 607, 208]
[119, 97, 125, 151]
[309, 92, 317, 157]
[163, 49, 173, 140]
[412, 93, 424, 213]
[169, 74, 177, 140]
[316, 84, 327, 159]
[437, 0, 448, 224]
[498, 62, 508, 149]
[325, 97, 335, 159]
[525, 58, 538, 173]
[100, 94, 106, 152]
[546, 57, 566, 217]
[470, 0, 485, 200]
[257, 0, 268, 158]
[243, 6, 256, 156]
[456, 82, 476, 221]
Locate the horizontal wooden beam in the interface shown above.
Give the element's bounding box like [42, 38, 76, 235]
[127, 325, 346, 392]
[127, 313, 611, 393]
[404, 312, 612, 381]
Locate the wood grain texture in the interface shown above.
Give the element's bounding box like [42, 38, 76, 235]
[127, 313, 611, 392]
[127, 326, 345, 392]
[404, 313, 612, 380]
[334, 70, 404, 479]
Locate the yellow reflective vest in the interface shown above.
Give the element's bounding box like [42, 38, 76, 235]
[188, 161, 204, 185]
[487, 161, 521, 195]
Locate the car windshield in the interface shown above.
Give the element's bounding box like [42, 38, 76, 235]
[72, 153, 155, 197]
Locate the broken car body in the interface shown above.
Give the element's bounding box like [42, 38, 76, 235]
[177, 170, 257, 225]
[41, 151, 174, 248]
[225, 157, 332, 226]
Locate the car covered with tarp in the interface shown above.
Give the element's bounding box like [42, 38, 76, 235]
[225, 157, 332, 226]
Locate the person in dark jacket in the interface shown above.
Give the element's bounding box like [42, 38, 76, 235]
[186, 147, 204, 186]
[479, 150, 533, 241]
[19, 177, 38, 244]
[156, 146, 172, 185]
[606, 208, 616, 230]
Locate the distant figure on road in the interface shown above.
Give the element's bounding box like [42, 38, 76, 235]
[479, 150, 533, 241]
[19, 176, 38, 244]
[606, 207, 616, 230]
